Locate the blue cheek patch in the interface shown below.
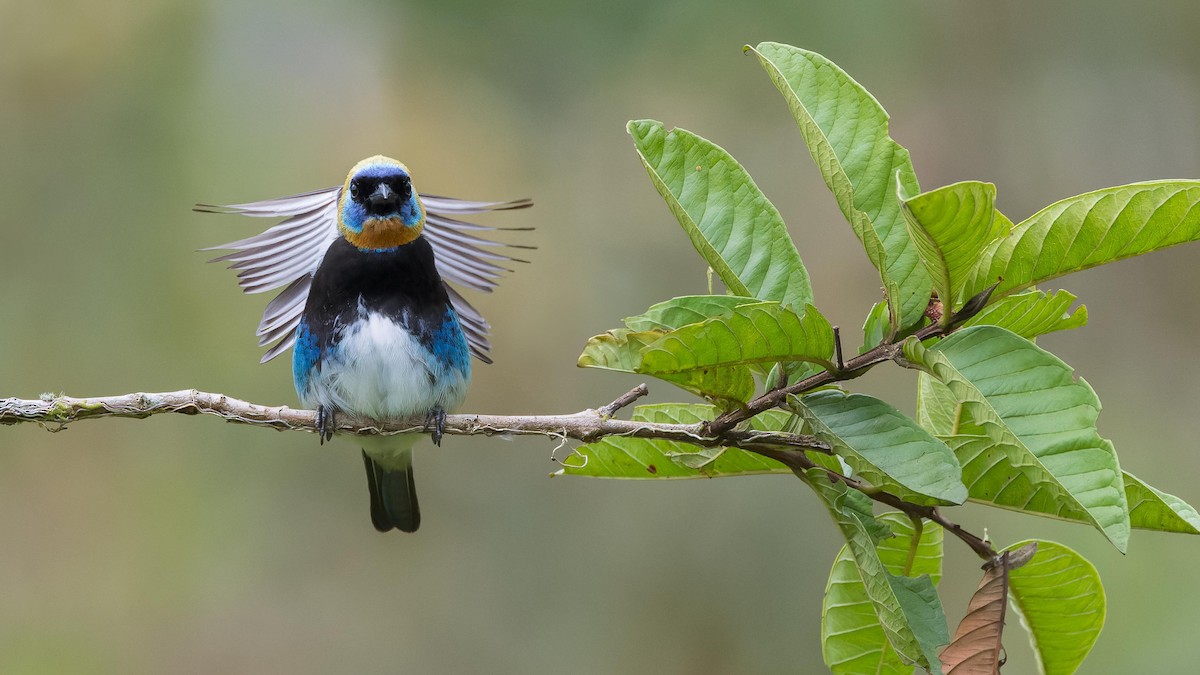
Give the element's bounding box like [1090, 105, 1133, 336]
[340, 201, 368, 234]
[429, 309, 470, 376]
[292, 319, 321, 397]
[400, 197, 423, 227]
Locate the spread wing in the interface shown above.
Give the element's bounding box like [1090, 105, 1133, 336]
[197, 187, 532, 364]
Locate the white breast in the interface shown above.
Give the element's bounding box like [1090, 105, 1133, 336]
[301, 312, 469, 421]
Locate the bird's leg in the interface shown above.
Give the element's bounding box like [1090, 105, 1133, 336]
[424, 406, 447, 446]
[317, 405, 336, 444]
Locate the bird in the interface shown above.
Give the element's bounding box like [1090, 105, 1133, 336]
[197, 155, 532, 532]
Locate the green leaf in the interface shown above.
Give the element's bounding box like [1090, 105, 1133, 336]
[622, 294, 779, 379]
[899, 181, 1007, 316]
[622, 295, 761, 332]
[1125, 471, 1200, 534]
[1006, 540, 1105, 675]
[558, 404, 794, 479]
[920, 370, 1197, 536]
[918, 380, 1200, 538]
[627, 120, 814, 310]
[577, 329, 755, 403]
[886, 575, 948, 673]
[964, 181, 1200, 302]
[914, 372, 958, 437]
[905, 327, 1130, 552]
[878, 515, 944, 583]
[639, 302, 835, 374]
[860, 300, 890, 353]
[961, 289, 1087, 339]
[794, 391, 966, 506]
[822, 514, 944, 674]
[748, 42, 930, 330]
[577, 329, 653, 373]
[805, 467, 894, 543]
[803, 470, 947, 671]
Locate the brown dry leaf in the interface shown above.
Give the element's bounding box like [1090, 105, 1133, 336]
[940, 543, 1037, 674]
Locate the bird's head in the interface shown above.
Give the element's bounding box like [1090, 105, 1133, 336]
[337, 155, 425, 250]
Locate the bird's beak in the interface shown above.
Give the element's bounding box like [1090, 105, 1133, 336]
[368, 183, 397, 208]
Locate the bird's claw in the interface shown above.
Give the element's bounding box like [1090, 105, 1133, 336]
[317, 405, 336, 444]
[424, 406, 446, 446]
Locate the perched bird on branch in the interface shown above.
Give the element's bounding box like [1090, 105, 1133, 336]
[197, 155, 532, 532]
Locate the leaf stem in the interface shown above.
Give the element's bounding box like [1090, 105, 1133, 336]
[904, 515, 923, 577]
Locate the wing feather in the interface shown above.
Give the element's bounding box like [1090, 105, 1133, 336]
[425, 210, 535, 233]
[445, 284, 493, 364]
[200, 186, 531, 363]
[421, 194, 532, 215]
[261, 331, 300, 363]
[195, 187, 342, 217]
[257, 276, 311, 335]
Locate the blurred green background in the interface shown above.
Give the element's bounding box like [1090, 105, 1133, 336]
[3, 0, 1200, 672]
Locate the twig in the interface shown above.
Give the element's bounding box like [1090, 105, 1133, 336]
[0, 389, 833, 455]
[925, 508, 997, 560]
[704, 322, 948, 437]
[750, 445, 997, 560]
[597, 384, 649, 418]
[832, 325, 845, 372]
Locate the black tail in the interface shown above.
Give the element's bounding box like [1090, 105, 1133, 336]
[362, 451, 421, 533]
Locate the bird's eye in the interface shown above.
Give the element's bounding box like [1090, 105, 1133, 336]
[349, 180, 361, 200]
[394, 176, 412, 200]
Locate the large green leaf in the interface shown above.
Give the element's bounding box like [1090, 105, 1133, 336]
[1124, 471, 1200, 534]
[961, 289, 1087, 339]
[1005, 540, 1104, 675]
[822, 515, 944, 674]
[627, 120, 814, 310]
[639, 302, 835, 374]
[919, 371, 1196, 539]
[794, 391, 966, 506]
[899, 181, 1007, 316]
[906, 327, 1130, 552]
[577, 328, 755, 403]
[964, 181, 1200, 301]
[749, 42, 930, 330]
[622, 295, 761, 332]
[804, 470, 947, 671]
[558, 404, 794, 479]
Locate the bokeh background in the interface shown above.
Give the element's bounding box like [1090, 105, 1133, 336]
[3, 1, 1200, 672]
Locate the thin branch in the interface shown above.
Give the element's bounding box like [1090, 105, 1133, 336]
[0, 389, 833, 455]
[597, 384, 649, 418]
[832, 325, 845, 372]
[750, 445, 997, 560]
[704, 321, 948, 436]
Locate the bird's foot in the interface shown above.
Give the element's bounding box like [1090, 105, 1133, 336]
[424, 406, 446, 446]
[317, 405, 336, 444]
